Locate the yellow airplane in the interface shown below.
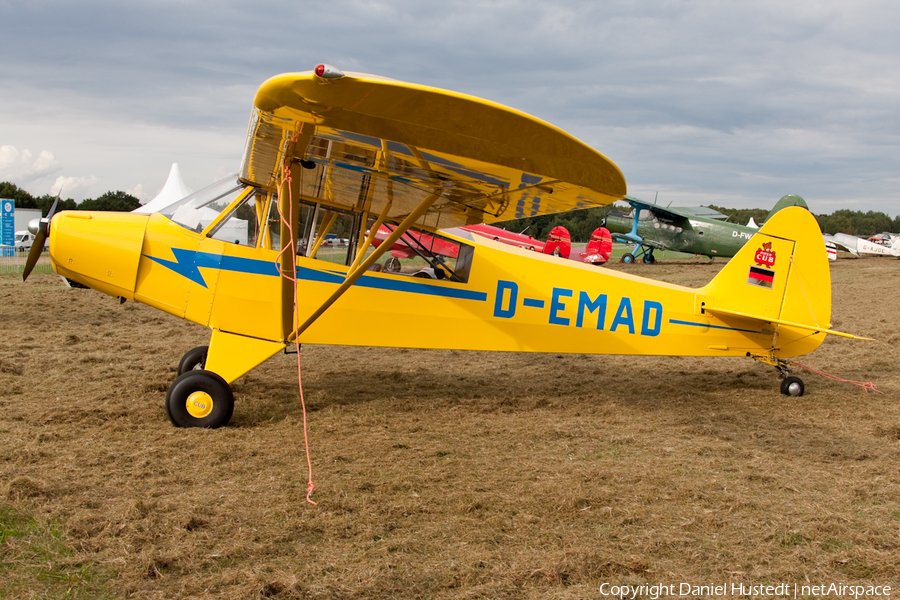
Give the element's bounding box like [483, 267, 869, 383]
[23, 65, 864, 428]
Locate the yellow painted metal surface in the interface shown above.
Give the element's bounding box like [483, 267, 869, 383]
[204, 329, 286, 384]
[50, 211, 148, 300]
[132, 214, 214, 320]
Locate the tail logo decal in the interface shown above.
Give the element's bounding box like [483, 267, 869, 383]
[754, 242, 776, 268]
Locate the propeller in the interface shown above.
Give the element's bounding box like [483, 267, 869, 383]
[22, 193, 60, 281]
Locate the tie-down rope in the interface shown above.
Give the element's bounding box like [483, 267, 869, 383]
[788, 360, 883, 394]
[275, 150, 317, 505]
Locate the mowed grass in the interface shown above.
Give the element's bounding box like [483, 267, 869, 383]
[0, 255, 898, 599]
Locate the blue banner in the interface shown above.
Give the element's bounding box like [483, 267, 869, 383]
[1, 200, 14, 257]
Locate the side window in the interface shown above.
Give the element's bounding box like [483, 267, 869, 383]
[206, 190, 263, 246]
[306, 208, 355, 265]
[262, 197, 315, 254]
[364, 220, 473, 283]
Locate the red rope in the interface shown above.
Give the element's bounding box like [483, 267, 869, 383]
[276, 151, 317, 505]
[789, 360, 884, 394]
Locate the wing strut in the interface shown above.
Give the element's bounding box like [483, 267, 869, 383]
[288, 189, 442, 342]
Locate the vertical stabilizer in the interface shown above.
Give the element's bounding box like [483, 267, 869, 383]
[700, 206, 831, 358]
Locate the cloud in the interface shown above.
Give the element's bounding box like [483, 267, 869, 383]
[1, 1, 899, 214]
[126, 184, 146, 201]
[50, 175, 100, 201]
[0, 146, 61, 183]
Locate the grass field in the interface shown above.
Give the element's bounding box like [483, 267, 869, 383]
[1, 255, 898, 599]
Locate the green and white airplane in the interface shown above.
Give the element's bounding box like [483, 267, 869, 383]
[603, 194, 809, 263]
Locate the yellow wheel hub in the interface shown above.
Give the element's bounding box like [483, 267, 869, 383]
[186, 391, 213, 419]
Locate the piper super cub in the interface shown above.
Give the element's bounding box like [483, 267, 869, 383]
[23, 64, 866, 428]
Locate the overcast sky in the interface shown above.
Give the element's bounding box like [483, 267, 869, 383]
[2, 0, 898, 216]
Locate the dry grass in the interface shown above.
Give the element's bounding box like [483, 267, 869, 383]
[1, 256, 898, 599]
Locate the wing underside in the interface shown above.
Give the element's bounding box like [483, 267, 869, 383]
[240, 71, 627, 231]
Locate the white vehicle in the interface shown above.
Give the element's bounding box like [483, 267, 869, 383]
[14, 230, 48, 252]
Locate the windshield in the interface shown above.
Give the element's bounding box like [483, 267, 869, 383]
[161, 175, 245, 233]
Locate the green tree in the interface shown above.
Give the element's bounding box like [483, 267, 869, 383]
[35, 194, 77, 214]
[0, 182, 36, 207]
[78, 191, 140, 212]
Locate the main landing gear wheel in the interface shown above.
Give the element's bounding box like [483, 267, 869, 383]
[621, 253, 636, 264]
[177, 346, 209, 376]
[780, 376, 805, 397]
[642, 254, 656, 264]
[165, 370, 234, 428]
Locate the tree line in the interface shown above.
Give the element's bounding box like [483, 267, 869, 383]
[3, 180, 896, 241]
[0, 182, 141, 215]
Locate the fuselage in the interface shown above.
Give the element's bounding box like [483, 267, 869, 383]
[47, 205, 822, 364]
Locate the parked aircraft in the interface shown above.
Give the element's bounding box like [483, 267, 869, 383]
[603, 194, 809, 263]
[826, 233, 900, 258]
[23, 66, 865, 428]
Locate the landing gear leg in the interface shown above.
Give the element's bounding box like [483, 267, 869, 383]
[750, 354, 805, 397]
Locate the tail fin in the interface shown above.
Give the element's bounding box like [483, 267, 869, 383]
[701, 206, 867, 358]
[763, 194, 809, 224]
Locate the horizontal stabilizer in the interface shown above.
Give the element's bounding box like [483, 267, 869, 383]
[704, 306, 873, 341]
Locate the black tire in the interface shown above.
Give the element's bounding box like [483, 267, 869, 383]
[177, 346, 208, 376]
[621, 253, 635, 264]
[643, 254, 656, 264]
[780, 376, 805, 397]
[165, 370, 234, 428]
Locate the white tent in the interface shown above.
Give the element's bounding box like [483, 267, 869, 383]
[133, 163, 192, 214]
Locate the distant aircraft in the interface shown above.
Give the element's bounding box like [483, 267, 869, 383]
[23, 66, 866, 429]
[603, 194, 809, 263]
[825, 233, 900, 258]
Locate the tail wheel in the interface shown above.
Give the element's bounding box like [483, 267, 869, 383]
[621, 253, 636, 264]
[780, 376, 805, 397]
[166, 370, 234, 428]
[177, 346, 209, 376]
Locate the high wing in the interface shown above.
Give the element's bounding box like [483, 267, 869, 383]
[671, 206, 729, 220]
[240, 68, 626, 232]
[610, 195, 693, 247]
[622, 195, 696, 223]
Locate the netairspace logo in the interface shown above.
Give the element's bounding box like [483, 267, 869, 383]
[598, 582, 892, 599]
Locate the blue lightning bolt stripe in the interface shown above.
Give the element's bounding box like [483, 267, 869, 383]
[144, 249, 487, 302]
[146, 249, 223, 288]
